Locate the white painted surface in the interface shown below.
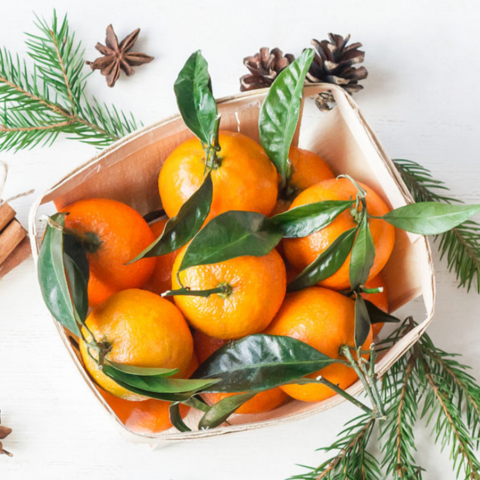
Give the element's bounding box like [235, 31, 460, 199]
[1, 1, 479, 478]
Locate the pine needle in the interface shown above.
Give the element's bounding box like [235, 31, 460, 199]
[288, 414, 380, 480]
[0, 10, 139, 151]
[394, 158, 480, 293]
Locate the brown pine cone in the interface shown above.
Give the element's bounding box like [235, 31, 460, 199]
[306, 33, 368, 110]
[240, 48, 295, 92]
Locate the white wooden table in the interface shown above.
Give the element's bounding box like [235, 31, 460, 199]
[1, 1, 479, 478]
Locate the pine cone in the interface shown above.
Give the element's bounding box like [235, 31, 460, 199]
[240, 48, 295, 92]
[306, 34, 368, 111]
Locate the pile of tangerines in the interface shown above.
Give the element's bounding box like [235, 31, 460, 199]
[36, 49, 421, 436]
[58, 127, 394, 434]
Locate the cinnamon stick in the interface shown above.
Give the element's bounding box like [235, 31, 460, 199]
[0, 203, 16, 232]
[0, 219, 27, 265]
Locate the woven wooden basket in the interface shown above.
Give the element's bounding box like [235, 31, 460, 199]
[28, 84, 435, 444]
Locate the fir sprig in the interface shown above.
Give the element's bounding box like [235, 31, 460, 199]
[289, 414, 380, 480]
[380, 354, 423, 479]
[293, 320, 480, 480]
[0, 11, 139, 151]
[418, 353, 480, 479]
[394, 158, 480, 293]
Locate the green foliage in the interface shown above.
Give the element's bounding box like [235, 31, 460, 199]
[129, 173, 213, 262]
[287, 227, 357, 292]
[394, 158, 480, 292]
[0, 10, 139, 151]
[288, 414, 380, 480]
[174, 50, 217, 147]
[192, 334, 339, 393]
[259, 49, 314, 186]
[292, 320, 480, 480]
[380, 354, 423, 479]
[381, 202, 480, 235]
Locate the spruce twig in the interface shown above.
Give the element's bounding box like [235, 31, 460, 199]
[288, 414, 380, 480]
[0, 10, 139, 151]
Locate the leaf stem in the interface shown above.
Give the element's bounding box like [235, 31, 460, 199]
[316, 376, 375, 417]
[163, 283, 233, 298]
[341, 345, 385, 418]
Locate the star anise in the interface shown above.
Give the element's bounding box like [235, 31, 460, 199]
[0, 412, 12, 457]
[86, 25, 154, 87]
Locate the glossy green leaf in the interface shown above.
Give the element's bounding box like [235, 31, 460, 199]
[103, 365, 219, 394]
[63, 234, 89, 284]
[270, 200, 351, 238]
[193, 334, 339, 393]
[38, 213, 81, 337]
[169, 402, 191, 432]
[179, 211, 282, 272]
[129, 173, 213, 262]
[182, 396, 210, 413]
[259, 49, 315, 184]
[381, 202, 480, 235]
[102, 376, 192, 402]
[198, 392, 257, 430]
[174, 51, 217, 146]
[287, 227, 357, 293]
[364, 300, 400, 325]
[349, 216, 376, 290]
[63, 253, 88, 323]
[354, 295, 371, 349]
[105, 361, 179, 377]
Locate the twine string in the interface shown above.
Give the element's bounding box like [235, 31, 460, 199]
[0, 160, 34, 205]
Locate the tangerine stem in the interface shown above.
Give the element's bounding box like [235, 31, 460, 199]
[313, 377, 375, 417]
[163, 283, 232, 298]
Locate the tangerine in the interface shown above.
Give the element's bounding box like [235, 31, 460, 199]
[80, 289, 193, 401]
[159, 131, 278, 220]
[283, 178, 395, 291]
[171, 247, 286, 339]
[61, 198, 156, 307]
[271, 147, 334, 215]
[264, 287, 373, 402]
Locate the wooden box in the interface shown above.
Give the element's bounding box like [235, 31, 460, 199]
[29, 84, 435, 443]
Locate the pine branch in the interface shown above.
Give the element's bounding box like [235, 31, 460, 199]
[418, 334, 480, 448]
[0, 10, 140, 151]
[394, 158, 480, 293]
[418, 352, 480, 480]
[288, 414, 380, 480]
[380, 354, 424, 479]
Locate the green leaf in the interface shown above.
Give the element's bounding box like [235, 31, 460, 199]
[174, 51, 217, 146]
[364, 300, 400, 325]
[102, 376, 192, 402]
[37, 213, 81, 337]
[349, 216, 376, 290]
[169, 403, 191, 432]
[63, 234, 89, 284]
[258, 49, 315, 184]
[63, 253, 88, 323]
[287, 227, 358, 293]
[182, 396, 210, 413]
[198, 392, 257, 430]
[381, 202, 480, 235]
[354, 295, 371, 349]
[102, 365, 219, 394]
[270, 200, 351, 238]
[192, 334, 338, 392]
[129, 173, 213, 262]
[179, 211, 282, 272]
[105, 361, 179, 377]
